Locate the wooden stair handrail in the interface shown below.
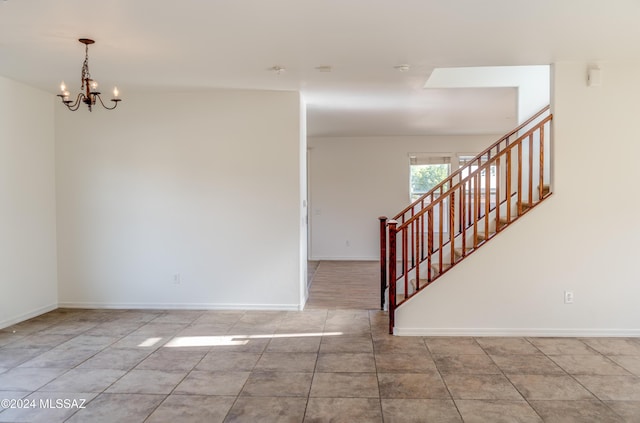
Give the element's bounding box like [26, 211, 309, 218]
[393, 105, 550, 221]
[397, 114, 552, 231]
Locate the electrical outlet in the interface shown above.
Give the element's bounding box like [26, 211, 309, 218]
[564, 290, 574, 304]
[346, 240, 350, 247]
[173, 273, 181, 285]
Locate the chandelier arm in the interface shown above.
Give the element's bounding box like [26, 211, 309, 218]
[70, 94, 86, 111]
[58, 93, 85, 111]
[95, 94, 120, 110]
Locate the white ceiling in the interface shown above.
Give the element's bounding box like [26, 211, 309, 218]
[1, 1, 639, 137]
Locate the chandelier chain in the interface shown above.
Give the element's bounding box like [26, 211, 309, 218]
[81, 43, 91, 90]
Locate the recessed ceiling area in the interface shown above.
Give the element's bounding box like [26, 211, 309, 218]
[307, 87, 517, 137]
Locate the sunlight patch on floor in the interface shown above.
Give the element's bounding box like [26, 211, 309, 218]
[153, 331, 344, 348]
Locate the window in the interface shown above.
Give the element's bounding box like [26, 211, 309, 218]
[409, 155, 451, 233]
[409, 155, 451, 202]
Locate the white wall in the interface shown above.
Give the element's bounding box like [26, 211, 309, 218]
[0, 76, 58, 328]
[308, 135, 499, 260]
[56, 90, 305, 310]
[426, 66, 550, 123]
[396, 62, 640, 336]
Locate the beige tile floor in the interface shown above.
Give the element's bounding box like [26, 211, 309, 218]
[0, 309, 639, 422]
[306, 261, 380, 310]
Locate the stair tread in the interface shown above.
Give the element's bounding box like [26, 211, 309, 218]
[475, 232, 495, 241]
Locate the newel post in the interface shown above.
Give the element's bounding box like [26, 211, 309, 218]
[387, 220, 398, 335]
[378, 216, 388, 310]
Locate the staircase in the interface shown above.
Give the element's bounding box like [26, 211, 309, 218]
[379, 106, 553, 334]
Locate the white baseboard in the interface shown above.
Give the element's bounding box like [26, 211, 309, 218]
[299, 292, 309, 311]
[0, 303, 58, 330]
[57, 302, 301, 311]
[394, 327, 640, 337]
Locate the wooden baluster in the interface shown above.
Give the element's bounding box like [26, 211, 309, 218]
[457, 179, 463, 234]
[449, 191, 455, 264]
[427, 209, 433, 282]
[461, 184, 466, 257]
[387, 220, 397, 334]
[420, 199, 425, 260]
[518, 143, 523, 215]
[415, 214, 421, 293]
[484, 164, 490, 240]
[539, 125, 545, 199]
[402, 226, 408, 301]
[495, 156, 501, 231]
[467, 176, 472, 226]
[528, 134, 533, 207]
[410, 209, 415, 269]
[506, 150, 512, 223]
[378, 216, 388, 310]
[438, 197, 443, 274]
[476, 160, 482, 219]
[474, 173, 479, 248]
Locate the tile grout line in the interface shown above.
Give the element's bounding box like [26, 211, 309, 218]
[218, 312, 254, 423]
[371, 312, 384, 423]
[65, 316, 163, 422]
[300, 308, 328, 422]
[544, 344, 633, 421]
[423, 337, 465, 422]
[476, 336, 546, 422]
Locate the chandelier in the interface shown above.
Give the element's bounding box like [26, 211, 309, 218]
[57, 38, 121, 111]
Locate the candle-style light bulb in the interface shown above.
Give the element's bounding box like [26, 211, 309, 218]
[89, 80, 99, 92]
[113, 86, 119, 99]
[60, 81, 66, 93]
